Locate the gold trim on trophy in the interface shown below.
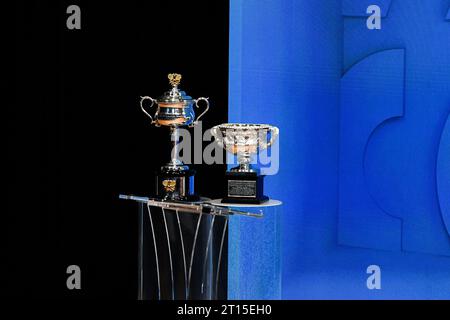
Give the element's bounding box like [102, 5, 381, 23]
[168, 73, 182, 87]
[157, 118, 188, 126]
[158, 102, 185, 108]
[162, 179, 177, 192]
[139, 74, 210, 201]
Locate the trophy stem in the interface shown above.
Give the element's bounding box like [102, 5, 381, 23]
[237, 163, 251, 172]
[232, 153, 254, 172]
[156, 125, 197, 201]
[171, 127, 180, 164]
[166, 127, 187, 169]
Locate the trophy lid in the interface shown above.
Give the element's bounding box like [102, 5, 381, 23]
[158, 73, 193, 103]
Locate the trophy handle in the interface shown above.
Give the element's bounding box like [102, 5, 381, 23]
[193, 97, 210, 125]
[266, 126, 279, 147]
[140, 96, 157, 123]
[210, 126, 224, 148]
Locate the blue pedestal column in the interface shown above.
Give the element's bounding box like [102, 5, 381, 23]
[226, 200, 282, 300]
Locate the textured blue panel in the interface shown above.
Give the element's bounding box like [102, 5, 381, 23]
[230, 0, 450, 299]
[228, 205, 282, 300]
[343, 0, 450, 256]
[339, 49, 404, 251]
[446, 6, 450, 19]
[229, 0, 342, 298]
[437, 115, 450, 237]
[342, 0, 392, 17]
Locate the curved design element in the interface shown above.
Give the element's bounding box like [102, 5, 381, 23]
[215, 217, 228, 300]
[201, 216, 216, 297]
[161, 208, 175, 300]
[437, 114, 450, 237]
[342, 0, 392, 17]
[364, 116, 404, 220]
[446, 7, 450, 20]
[175, 211, 188, 299]
[339, 49, 404, 251]
[146, 204, 161, 300]
[187, 212, 203, 299]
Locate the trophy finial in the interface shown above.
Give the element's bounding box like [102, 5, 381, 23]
[168, 73, 182, 87]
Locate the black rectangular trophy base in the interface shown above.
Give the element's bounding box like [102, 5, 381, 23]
[222, 171, 269, 204]
[155, 168, 199, 202]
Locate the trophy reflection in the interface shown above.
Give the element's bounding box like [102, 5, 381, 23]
[211, 123, 279, 204]
[140, 73, 209, 201]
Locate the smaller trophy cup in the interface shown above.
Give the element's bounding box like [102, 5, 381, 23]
[211, 123, 279, 204]
[140, 73, 209, 201]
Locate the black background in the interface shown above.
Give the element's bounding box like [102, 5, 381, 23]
[10, 0, 229, 298]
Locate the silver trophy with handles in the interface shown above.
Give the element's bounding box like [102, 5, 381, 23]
[140, 73, 210, 201]
[211, 123, 279, 204]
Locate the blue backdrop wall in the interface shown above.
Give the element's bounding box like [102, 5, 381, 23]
[229, 0, 450, 299]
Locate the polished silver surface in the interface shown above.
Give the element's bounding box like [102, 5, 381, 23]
[139, 74, 210, 200]
[139, 73, 209, 128]
[161, 127, 190, 172]
[211, 123, 279, 172]
[145, 198, 264, 217]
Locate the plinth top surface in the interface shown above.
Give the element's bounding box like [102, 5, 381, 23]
[209, 198, 283, 208]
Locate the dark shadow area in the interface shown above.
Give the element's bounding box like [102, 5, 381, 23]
[10, 0, 229, 298]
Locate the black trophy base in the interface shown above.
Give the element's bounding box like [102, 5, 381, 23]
[155, 167, 199, 202]
[222, 171, 269, 204]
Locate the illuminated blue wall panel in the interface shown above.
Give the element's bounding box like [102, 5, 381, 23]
[229, 0, 450, 299]
[228, 205, 282, 300]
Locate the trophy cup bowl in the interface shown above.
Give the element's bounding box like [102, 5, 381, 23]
[140, 74, 209, 128]
[211, 123, 279, 172]
[139, 73, 210, 201]
[211, 123, 279, 204]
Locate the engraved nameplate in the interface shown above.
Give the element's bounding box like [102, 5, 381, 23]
[227, 180, 257, 198]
